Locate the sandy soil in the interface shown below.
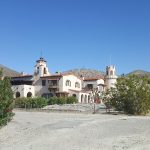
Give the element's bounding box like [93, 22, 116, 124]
[0, 110, 150, 150]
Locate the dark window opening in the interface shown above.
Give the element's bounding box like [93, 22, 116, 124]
[44, 68, 47, 74]
[87, 84, 93, 90]
[106, 70, 108, 75]
[11, 81, 33, 86]
[49, 80, 58, 86]
[73, 94, 76, 97]
[81, 94, 84, 103]
[16, 92, 20, 98]
[27, 92, 32, 97]
[42, 80, 46, 86]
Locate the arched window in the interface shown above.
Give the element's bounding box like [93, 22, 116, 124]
[66, 80, 71, 87]
[27, 92, 32, 97]
[72, 94, 76, 97]
[75, 82, 80, 88]
[44, 68, 47, 74]
[110, 70, 113, 75]
[16, 92, 20, 98]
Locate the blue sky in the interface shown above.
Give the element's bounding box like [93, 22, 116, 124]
[0, 0, 150, 75]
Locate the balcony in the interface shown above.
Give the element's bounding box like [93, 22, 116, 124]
[49, 83, 59, 89]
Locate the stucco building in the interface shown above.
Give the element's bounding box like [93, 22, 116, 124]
[11, 57, 117, 103]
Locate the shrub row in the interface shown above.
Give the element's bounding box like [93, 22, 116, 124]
[14, 97, 47, 108]
[14, 96, 78, 108]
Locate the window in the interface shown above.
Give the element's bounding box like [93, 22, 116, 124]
[110, 70, 113, 75]
[88, 95, 90, 103]
[42, 80, 46, 86]
[66, 80, 71, 87]
[72, 94, 76, 97]
[16, 92, 20, 98]
[27, 92, 32, 97]
[75, 82, 80, 88]
[44, 68, 47, 74]
[106, 70, 108, 75]
[87, 84, 93, 90]
[81, 94, 84, 103]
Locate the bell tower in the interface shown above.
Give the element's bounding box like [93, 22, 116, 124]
[105, 65, 117, 89]
[34, 57, 50, 77]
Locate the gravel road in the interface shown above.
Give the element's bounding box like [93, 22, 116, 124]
[0, 110, 150, 150]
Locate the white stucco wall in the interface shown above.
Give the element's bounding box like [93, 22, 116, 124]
[59, 75, 82, 92]
[105, 78, 117, 89]
[12, 85, 35, 98]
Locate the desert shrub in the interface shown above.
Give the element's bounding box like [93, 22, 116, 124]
[0, 70, 14, 126]
[14, 97, 47, 108]
[107, 75, 150, 115]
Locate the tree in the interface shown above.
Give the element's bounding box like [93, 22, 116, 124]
[0, 69, 14, 126]
[108, 75, 150, 115]
[91, 88, 101, 103]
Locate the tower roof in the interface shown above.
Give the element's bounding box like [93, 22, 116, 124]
[36, 57, 47, 63]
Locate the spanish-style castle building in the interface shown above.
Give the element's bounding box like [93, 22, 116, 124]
[11, 57, 117, 103]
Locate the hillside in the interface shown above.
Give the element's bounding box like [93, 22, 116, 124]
[63, 68, 105, 78]
[0, 64, 20, 77]
[127, 70, 150, 77]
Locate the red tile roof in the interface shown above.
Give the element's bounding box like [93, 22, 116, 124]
[83, 77, 104, 81]
[41, 73, 82, 80]
[12, 75, 33, 78]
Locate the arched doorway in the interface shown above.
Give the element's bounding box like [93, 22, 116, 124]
[16, 92, 20, 98]
[88, 95, 90, 103]
[84, 95, 87, 103]
[72, 94, 76, 97]
[81, 94, 84, 103]
[27, 92, 32, 97]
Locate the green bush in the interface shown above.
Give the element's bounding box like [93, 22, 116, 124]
[47, 97, 58, 105]
[66, 96, 78, 104]
[14, 97, 47, 109]
[107, 75, 150, 115]
[47, 96, 77, 105]
[0, 70, 14, 127]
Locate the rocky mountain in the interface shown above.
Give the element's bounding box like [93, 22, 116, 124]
[127, 70, 150, 77]
[0, 64, 20, 77]
[63, 68, 105, 78]
[64, 68, 150, 79]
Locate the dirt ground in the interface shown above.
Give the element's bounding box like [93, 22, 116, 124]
[0, 110, 150, 150]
